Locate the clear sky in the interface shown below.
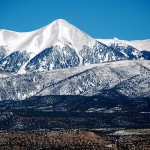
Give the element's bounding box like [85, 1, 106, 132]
[0, 0, 150, 40]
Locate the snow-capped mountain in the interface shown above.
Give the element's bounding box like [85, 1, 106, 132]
[0, 60, 150, 100]
[0, 19, 150, 75]
[0, 19, 95, 55]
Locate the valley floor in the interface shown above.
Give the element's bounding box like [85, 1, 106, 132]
[0, 129, 150, 150]
[0, 95, 150, 149]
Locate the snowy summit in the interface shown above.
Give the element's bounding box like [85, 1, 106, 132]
[0, 19, 150, 74]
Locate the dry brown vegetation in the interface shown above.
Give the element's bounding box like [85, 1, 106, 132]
[0, 130, 115, 150]
[0, 129, 150, 150]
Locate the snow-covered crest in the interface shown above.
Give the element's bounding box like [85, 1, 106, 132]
[1, 19, 150, 56]
[97, 38, 150, 52]
[0, 19, 95, 57]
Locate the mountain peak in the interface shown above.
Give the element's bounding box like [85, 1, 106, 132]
[47, 19, 74, 31]
[52, 19, 69, 24]
[41, 18, 95, 50]
[113, 37, 119, 40]
[0, 18, 95, 59]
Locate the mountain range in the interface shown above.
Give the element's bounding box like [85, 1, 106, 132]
[0, 19, 150, 101]
[0, 19, 150, 75]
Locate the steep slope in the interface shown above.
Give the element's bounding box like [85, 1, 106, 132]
[98, 38, 150, 61]
[0, 19, 96, 73]
[14, 18, 96, 63]
[0, 60, 149, 100]
[36, 60, 150, 98]
[0, 19, 95, 55]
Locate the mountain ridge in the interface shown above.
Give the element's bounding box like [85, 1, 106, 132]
[97, 38, 150, 52]
[0, 59, 149, 100]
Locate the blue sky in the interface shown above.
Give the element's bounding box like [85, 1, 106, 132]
[0, 0, 150, 40]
